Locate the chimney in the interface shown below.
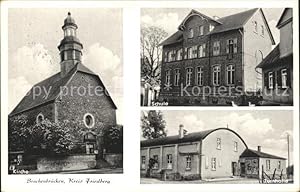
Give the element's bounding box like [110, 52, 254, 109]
[257, 146, 261, 152]
[213, 15, 220, 20]
[178, 124, 184, 139]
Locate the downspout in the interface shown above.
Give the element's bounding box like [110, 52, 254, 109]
[238, 29, 245, 93]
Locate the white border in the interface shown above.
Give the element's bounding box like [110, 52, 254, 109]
[1, 1, 299, 192]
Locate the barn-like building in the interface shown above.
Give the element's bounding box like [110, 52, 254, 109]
[141, 126, 286, 180]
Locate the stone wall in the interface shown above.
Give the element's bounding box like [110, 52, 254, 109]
[103, 153, 123, 167]
[37, 154, 96, 172]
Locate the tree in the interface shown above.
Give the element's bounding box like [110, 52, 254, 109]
[141, 25, 168, 85]
[103, 124, 123, 153]
[141, 110, 167, 139]
[8, 115, 106, 156]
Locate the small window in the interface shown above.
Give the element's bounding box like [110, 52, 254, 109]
[36, 113, 44, 124]
[199, 26, 204, 36]
[186, 68, 193, 86]
[165, 70, 171, 85]
[268, 72, 274, 89]
[278, 161, 281, 170]
[141, 156, 146, 169]
[234, 141, 238, 152]
[176, 49, 183, 61]
[188, 28, 194, 38]
[281, 69, 288, 88]
[153, 155, 159, 169]
[216, 138, 221, 150]
[167, 154, 173, 169]
[254, 21, 258, 33]
[213, 41, 220, 56]
[174, 69, 180, 86]
[211, 157, 216, 171]
[187, 47, 193, 59]
[186, 155, 192, 170]
[198, 43, 206, 58]
[83, 113, 95, 128]
[266, 159, 271, 170]
[213, 65, 221, 86]
[209, 24, 215, 32]
[261, 25, 264, 36]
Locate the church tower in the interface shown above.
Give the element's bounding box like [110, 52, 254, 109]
[58, 12, 83, 77]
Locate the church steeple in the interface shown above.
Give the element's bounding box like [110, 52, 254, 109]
[58, 12, 83, 77]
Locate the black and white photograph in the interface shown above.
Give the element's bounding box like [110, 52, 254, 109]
[7, 8, 123, 174]
[1, 1, 299, 192]
[140, 110, 294, 184]
[141, 8, 293, 106]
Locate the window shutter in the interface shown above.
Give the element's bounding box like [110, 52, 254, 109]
[264, 72, 268, 88]
[277, 70, 282, 87]
[234, 38, 238, 53]
[203, 43, 206, 57]
[226, 40, 229, 54]
[184, 48, 188, 59]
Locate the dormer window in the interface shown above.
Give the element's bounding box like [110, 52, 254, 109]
[209, 24, 215, 32]
[188, 28, 194, 38]
[199, 26, 204, 36]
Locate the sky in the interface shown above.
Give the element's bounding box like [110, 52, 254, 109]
[141, 110, 293, 165]
[141, 8, 284, 45]
[8, 8, 123, 124]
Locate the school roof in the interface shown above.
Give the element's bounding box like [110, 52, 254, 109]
[141, 128, 248, 148]
[9, 63, 117, 116]
[240, 148, 286, 160]
[160, 8, 275, 46]
[256, 44, 293, 68]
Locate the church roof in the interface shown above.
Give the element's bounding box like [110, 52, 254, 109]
[9, 63, 117, 116]
[240, 148, 286, 160]
[141, 128, 248, 148]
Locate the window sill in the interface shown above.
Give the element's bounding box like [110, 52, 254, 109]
[185, 168, 191, 171]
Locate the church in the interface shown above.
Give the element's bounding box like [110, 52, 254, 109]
[9, 12, 119, 172]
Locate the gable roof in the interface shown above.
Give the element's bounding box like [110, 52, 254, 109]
[160, 8, 275, 46]
[141, 128, 248, 148]
[178, 9, 222, 30]
[256, 44, 293, 68]
[209, 8, 258, 35]
[276, 8, 293, 28]
[240, 148, 286, 160]
[10, 63, 117, 116]
[159, 31, 183, 46]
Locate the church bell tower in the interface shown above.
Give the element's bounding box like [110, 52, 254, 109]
[58, 12, 83, 77]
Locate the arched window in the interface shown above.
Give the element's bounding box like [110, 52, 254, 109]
[83, 113, 95, 128]
[255, 50, 263, 65]
[36, 113, 44, 124]
[188, 28, 194, 38]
